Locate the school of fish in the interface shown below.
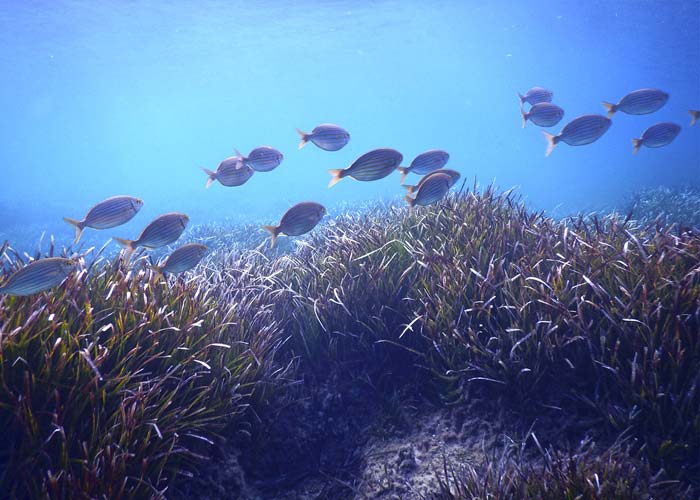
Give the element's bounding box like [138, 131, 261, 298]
[0, 87, 697, 296]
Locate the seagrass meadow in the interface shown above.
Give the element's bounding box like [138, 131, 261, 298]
[1, 186, 699, 498]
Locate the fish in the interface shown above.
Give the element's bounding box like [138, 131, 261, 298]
[521, 102, 564, 128]
[602, 88, 669, 118]
[632, 122, 681, 154]
[296, 123, 350, 151]
[403, 169, 461, 197]
[405, 172, 452, 209]
[262, 202, 326, 249]
[0, 257, 76, 296]
[542, 114, 612, 157]
[237, 146, 284, 172]
[690, 110, 699, 126]
[114, 212, 189, 260]
[518, 87, 553, 106]
[63, 195, 144, 244]
[328, 148, 403, 188]
[151, 243, 208, 280]
[202, 157, 254, 188]
[397, 149, 450, 184]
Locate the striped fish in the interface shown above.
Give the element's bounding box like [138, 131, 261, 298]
[297, 123, 350, 151]
[262, 202, 326, 248]
[63, 195, 144, 243]
[521, 102, 564, 128]
[543, 114, 611, 157]
[518, 87, 553, 106]
[0, 257, 75, 296]
[397, 149, 450, 184]
[632, 122, 681, 154]
[237, 146, 284, 172]
[602, 88, 669, 118]
[690, 110, 699, 126]
[328, 148, 403, 188]
[202, 157, 254, 188]
[152, 243, 208, 280]
[114, 212, 189, 259]
[406, 173, 452, 209]
[403, 169, 461, 197]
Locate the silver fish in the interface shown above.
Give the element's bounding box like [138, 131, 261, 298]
[152, 243, 208, 278]
[543, 114, 611, 157]
[518, 87, 553, 106]
[632, 122, 681, 154]
[403, 169, 461, 197]
[328, 148, 403, 188]
[237, 146, 284, 172]
[690, 110, 699, 126]
[262, 202, 326, 248]
[63, 195, 144, 243]
[297, 123, 350, 151]
[397, 149, 450, 183]
[521, 102, 564, 128]
[406, 173, 452, 208]
[202, 157, 254, 188]
[0, 257, 75, 296]
[602, 88, 669, 118]
[114, 212, 189, 259]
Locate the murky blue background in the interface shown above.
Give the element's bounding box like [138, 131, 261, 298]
[0, 1, 698, 253]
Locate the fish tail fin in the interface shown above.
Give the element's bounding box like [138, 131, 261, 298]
[632, 138, 642, 154]
[262, 225, 280, 248]
[235, 149, 245, 163]
[517, 91, 524, 104]
[328, 169, 344, 188]
[520, 102, 527, 128]
[690, 110, 699, 126]
[296, 128, 309, 149]
[398, 167, 408, 184]
[202, 168, 216, 188]
[405, 194, 415, 213]
[402, 184, 416, 196]
[602, 101, 616, 119]
[150, 264, 164, 282]
[113, 237, 136, 260]
[543, 131, 558, 157]
[63, 217, 84, 243]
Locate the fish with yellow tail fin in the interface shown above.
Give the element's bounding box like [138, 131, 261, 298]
[114, 212, 189, 260]
[601, 88, 668, 118]
[403, 169, 461, 196]
[543, 114, 611, 156]
[151, 243, 208, 281]
[64, 195, 143, 243]
[328, 148, 402, 188]
[0, 257, 76, 296]
[397, 149, 449, 184]
[405, 172, 452, 211]
[202, 156, 253, 188]
[631, 122, 681, 154]
[296, 123, 350, 151]
[263, 202, 326, 248]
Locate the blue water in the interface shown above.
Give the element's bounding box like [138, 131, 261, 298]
[1, 1, 698, 254]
